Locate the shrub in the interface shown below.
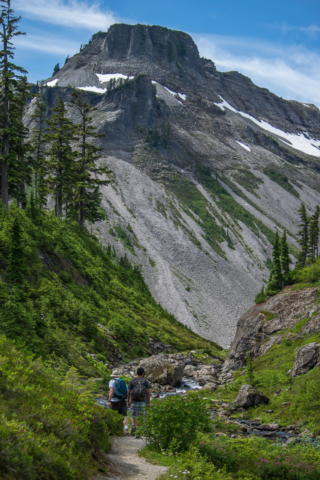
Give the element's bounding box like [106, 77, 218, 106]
[256, 455, 320, 479]
[0, 336, 123, 479]
[138, 393, 211, 452]
[254, 286, 266, 304]
[198, 437, 238, 471]
[294, 261, 320, 284]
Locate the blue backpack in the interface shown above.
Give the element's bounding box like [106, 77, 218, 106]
[113, 378, 127, 400]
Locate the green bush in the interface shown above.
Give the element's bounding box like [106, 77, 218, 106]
[294, 260, 320, 284]
[0, 335, 123, 479]
[138, 393, 211, 452]
[198, 437, 238, 471]
[256, 456, 320, 479]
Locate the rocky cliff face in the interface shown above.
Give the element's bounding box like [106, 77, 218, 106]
[220, 287, 320, 383]
[25, 24, 320, 348]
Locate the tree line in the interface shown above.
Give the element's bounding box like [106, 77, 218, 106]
[255, 204, 320, 303]
[0, 0, 111, 228]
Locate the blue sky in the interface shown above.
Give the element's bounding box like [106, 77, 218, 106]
[14, 0, 320, 105]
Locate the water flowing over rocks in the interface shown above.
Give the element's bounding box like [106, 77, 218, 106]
[114, 351, 223, 392]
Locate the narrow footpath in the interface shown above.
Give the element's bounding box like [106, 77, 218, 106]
[96, 436, 167, 480]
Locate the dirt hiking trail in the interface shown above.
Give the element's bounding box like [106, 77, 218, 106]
[96, 436, 168, 480]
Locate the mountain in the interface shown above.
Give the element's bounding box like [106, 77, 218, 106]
[25, 23, 320, 348]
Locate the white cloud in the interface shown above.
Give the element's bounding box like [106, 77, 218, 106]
[14, 0, 117, 31]
[276, 22, 320, 39]
[15, 34, 79, 55]
[194, 34, 320, 106]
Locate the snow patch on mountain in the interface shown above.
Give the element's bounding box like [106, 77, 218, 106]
[215, 96, 320, 158]
[96, 73, 134, 83]
[236, 141, 251, 152]
[46, 79, 59, 87]
[76, 86, 106, 94]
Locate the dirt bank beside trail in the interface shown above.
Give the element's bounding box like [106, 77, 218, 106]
[96, 436, 167, 480]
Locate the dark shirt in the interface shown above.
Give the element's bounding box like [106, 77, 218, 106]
[128, 377, 151, 401]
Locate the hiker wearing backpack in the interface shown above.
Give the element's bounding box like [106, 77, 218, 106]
[127, 367, 151, 436]
[108, 370, 129, 433]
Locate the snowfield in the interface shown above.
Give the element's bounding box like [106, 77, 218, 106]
[215, 96, 320, 158]
[96, 73, 134, 83]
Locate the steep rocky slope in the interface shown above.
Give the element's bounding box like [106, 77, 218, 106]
[220, 286, 320, 383]
[25, 24, 320, 347]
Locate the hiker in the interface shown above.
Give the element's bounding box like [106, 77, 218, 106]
[127, 367, 151, 436]
[108, 370, 129, 433]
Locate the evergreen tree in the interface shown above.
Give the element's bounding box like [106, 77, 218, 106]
[8, 74, 33, 208]
[0, 0, 27, 209]
[246, 353, 255, 386]
[31, 92, 48, 208]
[254, 285, 266, 304]
[53, 62, 60, 76]
[315, 206, 320, 259]
[266, 230, 283, 296]
[68, 90, 111, 228]
[45, 96, 77, 218]
[280, 230, 290, 276]
[297, 203, 309, 267]
[308, 206, 320, 262]
[6, 212, 26, 284]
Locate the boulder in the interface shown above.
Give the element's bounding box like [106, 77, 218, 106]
[234, 385, 270, 409]
[291, 342, 320, 377]
[139, 354, 184, 387]
[202, 382, 217, 391]
[193, 365, 218, 385]
[183, 364, 195, 377]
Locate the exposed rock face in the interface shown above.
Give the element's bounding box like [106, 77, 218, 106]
[25, 24, 320, 347]
[291, 343, 320, 377]
[220, 288, 320, 382]
[234, 385, 270, 409]
[148, 338, 173, 356]
[138, 354, 185, 387]
[192, 365, 219, 386]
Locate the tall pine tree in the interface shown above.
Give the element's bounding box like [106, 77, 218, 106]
[280, 230, 290, 276]
[266, 230, 283, 296]
[45, 96, 77, 218]
[6, 212, 26, 284]
[31, 92, 48, 208]
[0, 0, 27, 209]
[8, 75, 33, 208]
[69, 90, 111, 228]
[308, 206, 320, 262]
[297, 203, 309, 268]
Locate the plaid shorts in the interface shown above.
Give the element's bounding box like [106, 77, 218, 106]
[130, 401, 146, 419]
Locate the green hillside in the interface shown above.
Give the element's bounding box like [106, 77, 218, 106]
[0, 203, 221, 479]
[0, 204, 220, 378]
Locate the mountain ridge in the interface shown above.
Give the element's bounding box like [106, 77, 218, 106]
[24, 23, 320, 347]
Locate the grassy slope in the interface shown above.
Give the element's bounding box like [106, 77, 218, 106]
[0, 203, 222, 479]
[0, 335, 123, 480]
[0, 204, 221, 378]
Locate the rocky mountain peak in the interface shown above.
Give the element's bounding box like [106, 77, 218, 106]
[27, 24, 320, 348]
[53, 23, 206, 91]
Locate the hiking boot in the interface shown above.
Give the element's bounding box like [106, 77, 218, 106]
[124, 426, 129, 434]
[131, 424, 136, 436]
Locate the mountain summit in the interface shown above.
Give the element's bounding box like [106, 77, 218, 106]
[25, 24, 320, 347]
